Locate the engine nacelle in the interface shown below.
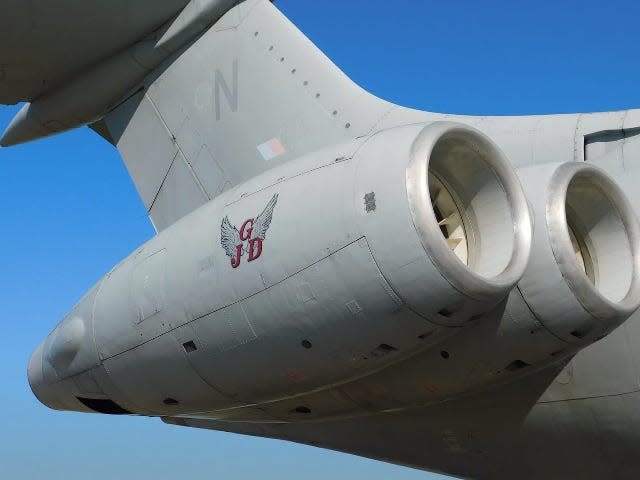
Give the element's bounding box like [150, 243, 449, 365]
[29, 122, 534, 416]
[356, 122, 532, 326]
[517, 162, 640, 343]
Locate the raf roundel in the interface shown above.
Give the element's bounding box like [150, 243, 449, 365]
[220, 194, 279, 269]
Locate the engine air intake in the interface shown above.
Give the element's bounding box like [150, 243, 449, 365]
[563, 171, 633, 302]
[518, 162, 640, 343]
[406, 122, 532, 306]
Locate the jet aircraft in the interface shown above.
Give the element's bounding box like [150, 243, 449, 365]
[3, 1, 640, 478]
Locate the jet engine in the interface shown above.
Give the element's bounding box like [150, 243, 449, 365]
[33, 123, 640, 419]
[29, 122, 536, 416]
[517, 162, 640, 344]
[354, 122, 532, 325]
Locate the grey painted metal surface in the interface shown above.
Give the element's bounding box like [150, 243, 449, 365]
[0, 0, 240, 146]
[517, 162, 640, 344]
[0, 0, 190, 104]
[6, 0, 640, 478]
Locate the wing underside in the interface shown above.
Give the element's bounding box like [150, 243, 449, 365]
[0, 0, 190, 104]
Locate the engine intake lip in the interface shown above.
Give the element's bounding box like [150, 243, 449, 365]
[547, 162, 640, 319]
[406, 122, 532, 300]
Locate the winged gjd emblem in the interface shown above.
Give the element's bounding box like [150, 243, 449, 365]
[220, 194, 279, 269]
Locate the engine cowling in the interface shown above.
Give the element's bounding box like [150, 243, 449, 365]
[355, 122, 532, 326]
[517, 162, 640, 343]
[29, 122, 534, 416]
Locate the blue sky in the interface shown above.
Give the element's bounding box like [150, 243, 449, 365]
[1, 1, 639, 478]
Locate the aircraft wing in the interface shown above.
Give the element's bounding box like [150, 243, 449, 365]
[0, 0, 190, 104]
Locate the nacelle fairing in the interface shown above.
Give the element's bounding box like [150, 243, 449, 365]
[358, 122, 531, 326]
[517, 162, 640, 343]
[28, 122, 640, 422]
